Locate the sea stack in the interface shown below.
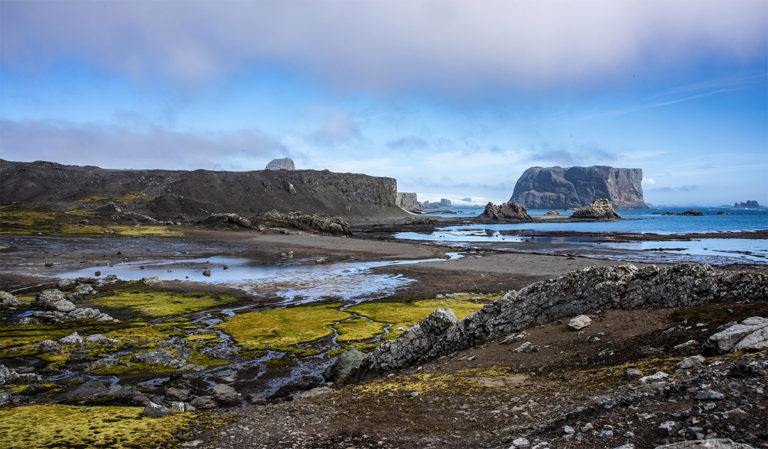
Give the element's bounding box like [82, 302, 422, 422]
[510, 166, 647, 209]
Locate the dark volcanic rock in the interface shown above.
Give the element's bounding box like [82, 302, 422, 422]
[510, 166, 647, 209]
[360, 264, 768, 373]
[480, 202, 532, 221]
[265, 158, 295, 171]
[571, 199, 621, 220]
[0, 159, 406, 221]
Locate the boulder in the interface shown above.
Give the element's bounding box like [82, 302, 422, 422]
[571, 199, 620, 220]
[38, 339, 63, 353]
[677, 355, 705, 370]
[568, 315, 592, 331]
[142, 277, 163, 286]
[0, 291, 21, 309]
[59, 332, 84, 345]
[707, 317, 768, 353]
[510, 166, 646, 209]
[190, 396, 218, 410]
[211, 384, 240, 406]
[35, 289, 76, 313]
[544, 210, 561, 216]
[60, 379, 108, 402]
[265, 158, 295, 171]
[130, 349, 186, 368]
[57, 279, 76, 289]
[70, 283, 96, 301]
[67, 308, 116, 322]
[480, 202, 532, 221]
[85, 334, 120, 345]
[142, 402, 174, 418]
[165, 387, 189, 402]
[293, 386, 333, 399]
[324, 349, 365, 382]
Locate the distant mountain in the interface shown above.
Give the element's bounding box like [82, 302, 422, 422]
[510, 166, 647, 209]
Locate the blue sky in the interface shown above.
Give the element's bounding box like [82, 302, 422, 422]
[1, 1, 766, 206]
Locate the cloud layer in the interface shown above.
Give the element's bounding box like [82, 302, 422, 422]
[2, 0, 765, 90]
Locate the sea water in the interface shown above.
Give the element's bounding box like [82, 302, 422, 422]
[396, 207, 768, 265]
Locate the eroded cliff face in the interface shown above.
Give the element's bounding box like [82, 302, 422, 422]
[396, 192, 421, 213]
[510, 166, 647, 209]
[0, 159, 404, 221]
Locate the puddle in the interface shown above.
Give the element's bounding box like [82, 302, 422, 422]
[51, 254, 462, 305]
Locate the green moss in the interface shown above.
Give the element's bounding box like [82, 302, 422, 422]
[346, 293, 494, 340]
[334, 318, 388, 342]
[217, 303, 349, 350]
[0, 404, 192, 448]
[76, 193, 159, 203]
[96, 288, 237, 317]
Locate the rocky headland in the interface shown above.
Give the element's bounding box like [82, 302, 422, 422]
[511, 166, 647, 209]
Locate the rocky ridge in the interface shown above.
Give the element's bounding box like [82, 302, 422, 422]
[511, 166, 647, 209]
[480, 202, 533, 221]
[571, 199, 621, 220]
[359, 264, 767, 373]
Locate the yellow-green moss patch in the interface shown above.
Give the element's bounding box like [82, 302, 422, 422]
[217, 303, 349, 350]
[59, 224, 183, 237]
[334, 318, 388, 342]
[0, 404, 192, 449]
[76, 193, 159, 203]
[96, 289, 237, 317]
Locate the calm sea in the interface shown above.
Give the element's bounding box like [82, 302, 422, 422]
[398, 206, 768, 265]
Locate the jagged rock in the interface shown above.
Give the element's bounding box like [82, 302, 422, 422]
[655, 439, 754, 448]
[105, 384, 139, 400]
[35, 289, 76, 313]
[0, 291, 21, 309]
[480, 202, 532, 221]
[695, 389, 724, 400]
[0, 365, 19, 385]
[67, 307, 116, 322]
[568, 315, 592, 330]
[396, 192, 422, 213]
[265, 158, 295, 170]
[190, 396, 218, 410]
[200, 213, 253, 229]
[512, 342, 538, 353]
[261, 210, 351, 236]
[89, 357, 120, 371]
[70, 283, 96, 301]
[0, 393, 10, 406]
[212, 384, 240, 405]
[360, 264, 767, 373]
[202, 269, 211, 277]
[510, 437, 531, 448]
[130, 349, 186, 368]
[510, 166, 646, 209]
[324, 349, 365, 382]
[571, 199, 620, 220]
[500, 331, 528, 345]
[85, 334, 120, 345]
[707, 317, 768, 353]
[658, 420, 681, 436]
[15, 373, 42, 384]
[677, 355, 705, 370]
[59, 332, 84, 345]
[640, 371, 669, 384]
[142, 402, 175, 418]
[38, 339, 62, 353]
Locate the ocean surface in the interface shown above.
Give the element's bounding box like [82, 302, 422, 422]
[398, 206, 768, 265]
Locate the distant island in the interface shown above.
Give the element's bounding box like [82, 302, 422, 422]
[734, 200, 761, 209]
[510, 166, 647, 209]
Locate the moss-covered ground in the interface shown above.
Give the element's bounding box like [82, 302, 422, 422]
[95, 288, 237, 317]
[0, 205, 181, 237]
[75, 193, 159, 203]
[0, 404, 193, 449]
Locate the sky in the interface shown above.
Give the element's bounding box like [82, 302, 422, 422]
[1, 0, 766, 206]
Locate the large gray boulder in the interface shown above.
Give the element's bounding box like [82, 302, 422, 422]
[511, 166, 646, 209]
[0, 365, 19, 385]
[480, 202, 532, 221]
[324, 349, 366, 382]
[0, 291, 21, 309]
[212, 384, 240, 406]
[34, 289, 76, 313]
[571, 199, 621, 220]
[265, 158, 295, 170]
[707, 317, 768, 353]
[360, 264, 768, 373]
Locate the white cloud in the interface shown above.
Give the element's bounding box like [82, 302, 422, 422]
[643, 177, 656, 185]
[2, 0, 765, 90]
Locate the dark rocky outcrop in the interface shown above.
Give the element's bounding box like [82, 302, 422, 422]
[0, 159, 406, 222]
[265, 158, 295, 171]
[734, 200, 760, 209]
[358, 264, 768, 373]
[396, 192, 422, 213]
[511, 166, 647, 209]
[571, 199, 620, 220]
[422, 198, 452, 209]
[480, 202, 532, 221]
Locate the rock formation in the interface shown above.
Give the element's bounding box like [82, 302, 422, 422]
[422, 198, 452, 208]
[265, 158, 295, 171]
[0, 159, 406, 222]
[571, 199, 620, 220]
[480, 202, 532, 221]
[358, 264, 767, 373]
[734, 200, 760, 208]
[396, 192, 422, 213]
[510, 166, 647, 209]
